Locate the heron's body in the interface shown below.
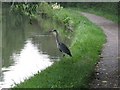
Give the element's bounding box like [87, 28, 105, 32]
[50, 30, 72, 57]
[58, 42, 72, 57]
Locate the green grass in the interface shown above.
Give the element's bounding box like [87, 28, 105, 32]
[76, 3, 118, 23]
[79, 8, 118, 23]
[13, 8, 106, 88]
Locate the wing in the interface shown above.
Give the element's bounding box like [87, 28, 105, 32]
[59, 43, 72, 57]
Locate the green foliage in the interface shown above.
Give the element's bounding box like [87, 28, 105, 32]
[37, 2, 53, 18]
[10, 2, 55, 20]
[13, 8, 105, 88]
[52, 9, 75, 32]
[78, 2, 118, 23]
[59, 2, 118, 23]
[10, 2, 118, 23]
[11, 3, 39, 19]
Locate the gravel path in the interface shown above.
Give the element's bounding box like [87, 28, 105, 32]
[81, 12, 118, 88]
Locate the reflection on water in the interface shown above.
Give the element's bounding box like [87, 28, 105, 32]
[0, 3, 69, 89]
[1, 39, 53, 88]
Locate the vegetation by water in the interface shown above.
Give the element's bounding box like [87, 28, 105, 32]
[10, 2, 119, 23]
[13, 3, 106, 88]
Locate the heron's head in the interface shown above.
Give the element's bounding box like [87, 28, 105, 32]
[49, 29, 58, 36]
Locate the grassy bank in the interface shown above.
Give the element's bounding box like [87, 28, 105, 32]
[13, 8, 106, 88]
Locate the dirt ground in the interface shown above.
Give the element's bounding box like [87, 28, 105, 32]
[81, 12, 119, 88]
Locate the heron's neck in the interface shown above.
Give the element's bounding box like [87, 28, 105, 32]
[55, 32, 60, 44]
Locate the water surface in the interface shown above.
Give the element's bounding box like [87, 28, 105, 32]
[0, 4, 70, 88]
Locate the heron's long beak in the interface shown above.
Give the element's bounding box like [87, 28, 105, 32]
[49, 31, 52, 33]
[48, 30, 54, 33]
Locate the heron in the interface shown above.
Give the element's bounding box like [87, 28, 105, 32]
[49, 29, 72, 57]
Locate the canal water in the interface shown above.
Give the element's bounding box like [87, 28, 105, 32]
[0, 4, 70, 89]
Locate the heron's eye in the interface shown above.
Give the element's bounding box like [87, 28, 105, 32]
[53, 30, 56, 32]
